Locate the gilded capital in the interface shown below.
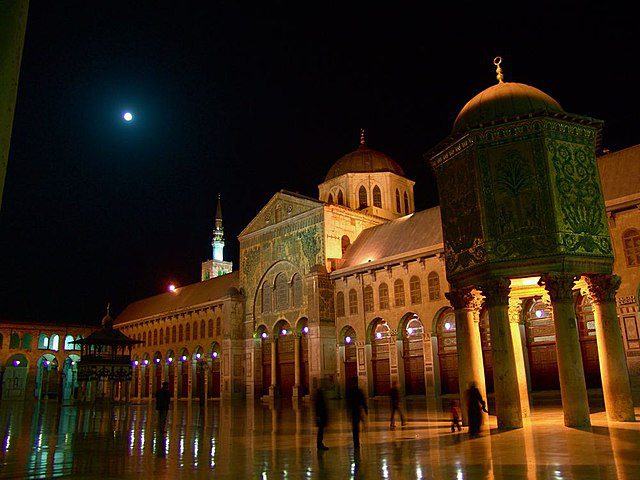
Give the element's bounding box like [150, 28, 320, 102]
[479, 277, 511, 307]
[584, 274, 621, 305]
[445, 288, 475, 310]
[538, 273, 577, 302]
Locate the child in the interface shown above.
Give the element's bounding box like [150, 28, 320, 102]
[451, 401, 462, 432]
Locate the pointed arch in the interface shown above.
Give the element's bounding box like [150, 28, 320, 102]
[336, 291, 346, 317]
[395, 188, 401, 213]
[337, 190, 344, 206]
[327, 193, 334, 204]
[372, 185, 382, 208]
[403, 191, 410, 214]
[358, 185, 368, 209]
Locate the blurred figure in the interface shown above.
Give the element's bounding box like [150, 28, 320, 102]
[389, 380, 406, 429]
[156, 381, 170, 432]
[314, 378, 330, 450]
[346, 376, 368, 450]
[450, 400, 462, 432]
[465, 381, 487, 437]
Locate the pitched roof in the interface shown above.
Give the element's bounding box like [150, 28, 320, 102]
[114, 271, 240, 325]
[598, 144, 640, 202]
[336, 207, 443, 271]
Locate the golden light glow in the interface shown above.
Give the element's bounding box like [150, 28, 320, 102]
[511, 276, 541, 287]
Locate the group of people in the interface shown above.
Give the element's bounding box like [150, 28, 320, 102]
[154, 378, 488, 448]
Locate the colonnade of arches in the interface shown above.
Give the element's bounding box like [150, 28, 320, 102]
[131, 342, 222, 400]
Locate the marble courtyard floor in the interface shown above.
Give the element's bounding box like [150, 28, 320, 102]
[1, 395, 639, 479]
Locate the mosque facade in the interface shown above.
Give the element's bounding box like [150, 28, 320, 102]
[18, 64, 637, 426]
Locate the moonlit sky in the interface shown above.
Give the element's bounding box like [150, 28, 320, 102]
[0, 2, 638, 324]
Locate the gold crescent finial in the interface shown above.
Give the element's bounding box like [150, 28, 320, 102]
[360, 128, 365, 145]
[494, 56, 504, 83]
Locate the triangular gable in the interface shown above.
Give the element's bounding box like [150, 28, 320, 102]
[238, 190, 324, 238]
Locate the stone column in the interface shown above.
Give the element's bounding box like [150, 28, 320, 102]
[187, 361, 193, 400]
[445, 287, 487, 426]
[539, 273, 590, 428]
[269, 338, 277, 398]
[479, 277, 523, 429]
[293, 334, 301, 398]
[172, 362, 178, 401]
[584, 274, 635, 422]
[508, 297, 531, 419]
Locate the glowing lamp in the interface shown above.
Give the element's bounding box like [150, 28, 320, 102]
[123, 112, 133, 122]
[281, 329, 288, 336]
[44, 360, 50, 366]
[375, 332, 382, 339]
[155, 358, 160, 364]
[168, 284, 177, 293]
[302, 326, 309, 334]
[71, 361, 76, 366]
[444, 322, 452, 331]
[535, 310, 544, 318]
[195, 353, 201, 360]
[181, 355, 187, 361]
[407, 327, 414, 335]
[143, 359, 149, 365]
[345, 336, 352, 344]
[212, 351, 218, 358]
[13, 360, 20, 367]
[167, 357, 173, 363]
[260, 332, 268, 339]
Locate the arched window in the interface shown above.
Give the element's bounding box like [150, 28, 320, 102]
[193, 321, 198, 340]
[341, 235, 351, 256]
[275, 273, 289, 310]
[75, 335, 82, 350]
[358, 186, 368, 209]
[172, 326, 177, 343]
[10, 333, 20, 349]
[143, 331, 147, 345]
[410, 276, 422, 304]
[373, 185, 382, 208]
[364, 285, 374, 312]
[22, 333, 32, 350]
[153, 329, 158, 345]
[262, 283, 272, 313]
[208, 319, 213, 337]
[159, 329, 164, 345]
[327, 193, 334, 204]
[623, 229, 640, 266]
[336, 291, 346, 317]
[349, 289, 358, 315]
[394, 279, 405, 307]
[201, 320, 206, 338]
[428, 271, 441, 301]
[337, 190, 344, 206]
[395, 189, 401, 213]
[64, 335, 75, 350]
[216, 317, 221, 336]
[38, 334, 49, 350]
[292, 274, 303, 307]
[403, 191, 410, 214]
[50, 334, 60, 351]
[179, 324, 184, 342]
[185, 324, 190, 341]
[379, 283, 389, 309]
[165, 327, 170, 344]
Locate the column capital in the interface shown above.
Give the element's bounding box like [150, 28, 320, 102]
[584, 274, 622, 304]
[538, 273, 578, 302]
[479, 277, 511, 307]
[445, 287, 476, 310]
[508, 297, 523, 324]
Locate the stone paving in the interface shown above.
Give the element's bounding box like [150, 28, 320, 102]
[1, 396, 639, 479]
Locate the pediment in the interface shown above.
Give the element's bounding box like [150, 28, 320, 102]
[239, 190, 324, 238]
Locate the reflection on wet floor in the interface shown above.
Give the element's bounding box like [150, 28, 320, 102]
[0, 397, 639, 479]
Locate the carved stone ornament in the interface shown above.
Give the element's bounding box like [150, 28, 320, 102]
[538, 273, 578, 302]
[478, 277, 511, 307]
[445, 288, 475, 310]
[584, 273, 622, 305]
[508, 297, 523, 324]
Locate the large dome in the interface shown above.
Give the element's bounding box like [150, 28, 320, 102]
[325, 143, 405, 181]
[453, 82, 563, 133]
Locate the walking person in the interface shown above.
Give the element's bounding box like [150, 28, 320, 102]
[345, 376, 368, 450]
[465, 381, 487, 437]
[156, 381, 171, 432]
[314, 379, 329, 451]
[389, 380, 406, 430]
[450, 400, 462, 432]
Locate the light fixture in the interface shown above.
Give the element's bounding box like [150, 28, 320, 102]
[345, 336, 352, 344]
[444, 322, 452, 331]
[195, 353, 201, 360]
[71, 361, 76, 366]
[168, 284, 177, 293]
[535, 309, 544, 318]
[155, 358, 160, 364]
[143, 359, 149, 365]
[132, 360, 139, 366]
[181, 355, 187, 361]
[44, 360, 49, 366]
[167, 357, 173, 363]
[302, 326, 309, 334]
[407, 327, 414, 335]
[281, 329, 288, 336]
[261, 332, 268, 339]
[212, 351, 218, 358]
[375, 332, 382, 339]
[13, 360, 20, 367]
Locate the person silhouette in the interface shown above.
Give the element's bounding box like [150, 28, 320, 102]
[465, 381, 487, 437]
[155, 381, 170, 432]
[314, 378, 329, 450]
[345, 376, 368, 450]
[389, 380, 406, 429]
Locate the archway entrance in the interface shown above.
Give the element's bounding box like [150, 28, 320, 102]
[402, 314, 426, 395]
[178, 349, 190, 398]
[210, 343, 221, 398]
[166, 351, 175, 394]
[62, 354, 80, 401]
[4, 355, 28, 399]
[142, 355, 150, 397]
[153, 352, 163, 394]
[35, 354, 59, 399]
[258, 327, 271, 396]
[436, 309, 458, 394]
[192, 347, 204, 399]
[276, 321, 295, 397]
[371, 319, 391, 396]
[297, 318, 310, 396]
[341, 326, 357, 391]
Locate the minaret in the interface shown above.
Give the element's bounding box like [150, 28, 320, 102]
[201, 193, 233, 281]
[212, 193, 224, 262]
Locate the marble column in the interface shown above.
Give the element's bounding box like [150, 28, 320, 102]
[584, 274, 635, 422]
[508, 297, 531, 419]
[480, 277, 523, 429]
[269, 338, 277, 398]
[539, 273, 590, 428]
[445, 287, 487, 427]
[293, 334, 301, 398]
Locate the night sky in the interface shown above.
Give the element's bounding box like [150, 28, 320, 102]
[1, 2, 638, 325]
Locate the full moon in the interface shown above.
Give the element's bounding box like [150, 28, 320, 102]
[123, 112, 133, 122]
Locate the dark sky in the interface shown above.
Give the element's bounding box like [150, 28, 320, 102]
[1, 2, 638, 325]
